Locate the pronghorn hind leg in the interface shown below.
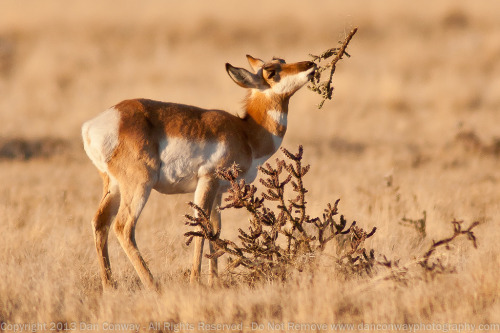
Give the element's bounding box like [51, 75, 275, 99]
[208, 193, 222, 287]
[190, 176, 219, 285]
[92, 172, 121, 291]
[112, 179, 159, 292]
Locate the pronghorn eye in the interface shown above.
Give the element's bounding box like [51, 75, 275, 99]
[266, 70, 276, 79]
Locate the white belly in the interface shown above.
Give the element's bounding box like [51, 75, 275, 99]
[154, 137, 227, 194]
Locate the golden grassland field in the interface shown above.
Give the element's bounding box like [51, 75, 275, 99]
[0, 0, 499, 331]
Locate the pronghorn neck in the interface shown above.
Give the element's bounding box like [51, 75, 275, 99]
[242, 90, 290, 158]
[245, 90, 289, 136]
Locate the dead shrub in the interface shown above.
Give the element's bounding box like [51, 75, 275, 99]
[185, 146, 375, 285]
[185, 146, 481, 286]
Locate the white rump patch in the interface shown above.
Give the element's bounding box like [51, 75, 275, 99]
[82, 107, 120, 173]
[267, 109, 287, 128]
[271, 67, 315, 95]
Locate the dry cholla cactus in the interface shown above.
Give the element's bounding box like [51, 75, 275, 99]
[420, 219, 479, 274]
[336, 225, 377, 276]
[308, 27, 358, 109]
[185, 146, 376, 284]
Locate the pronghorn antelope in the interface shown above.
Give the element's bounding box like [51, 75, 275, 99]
[82, 55, 316, 291]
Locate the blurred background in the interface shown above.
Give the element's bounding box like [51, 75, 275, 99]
[1, 0, 498, 143]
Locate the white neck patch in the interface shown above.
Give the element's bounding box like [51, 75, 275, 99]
[267, 109, 287, 128]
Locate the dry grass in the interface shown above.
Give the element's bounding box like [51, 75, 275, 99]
[1, 0, 499, 331]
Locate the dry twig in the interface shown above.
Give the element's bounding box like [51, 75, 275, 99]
[308, 27, 358, 109]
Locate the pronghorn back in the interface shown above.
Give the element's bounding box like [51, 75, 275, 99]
[83, 99, 253, 194]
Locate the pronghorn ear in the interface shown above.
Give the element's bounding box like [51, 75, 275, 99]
[246, 54, 265, 73]
[226, 63, 266, 89]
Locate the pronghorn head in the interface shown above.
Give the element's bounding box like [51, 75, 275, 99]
[226, 55, 316, 97]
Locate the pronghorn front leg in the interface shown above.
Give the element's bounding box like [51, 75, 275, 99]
[190, 176, 219, 285]
[208, 193, 222, 287]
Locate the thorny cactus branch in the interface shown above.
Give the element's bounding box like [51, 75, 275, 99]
[420, 220, 480, 272]
[308, 27, 358, 109]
